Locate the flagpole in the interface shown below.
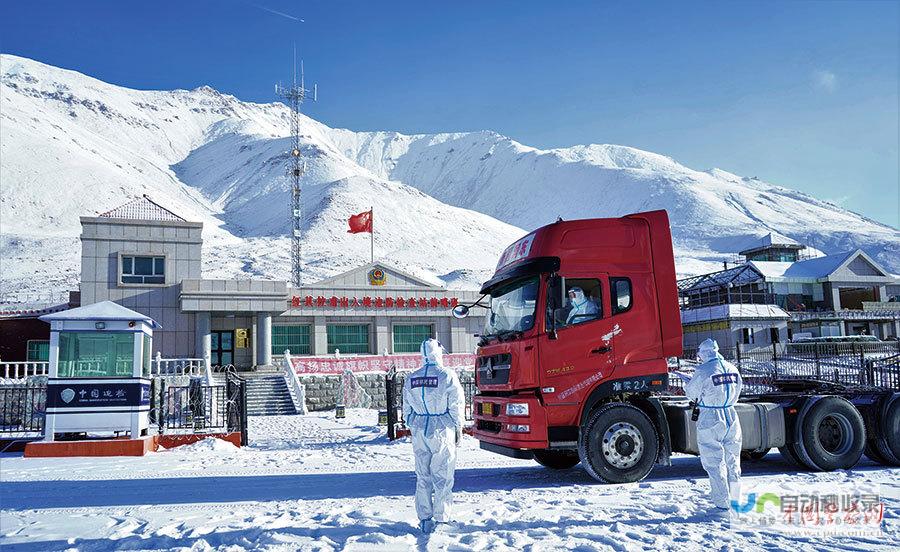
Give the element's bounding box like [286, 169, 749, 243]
[370, 206, 374, 263]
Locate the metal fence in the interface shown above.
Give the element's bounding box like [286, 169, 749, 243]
[0, 384, 45, 435]
[385, 368, 476, 439]
[671, 342, 900, 394]
[150, 372, 248, 444]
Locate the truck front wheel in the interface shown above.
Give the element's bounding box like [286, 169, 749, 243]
[533, 450, 580, 469]
[578, 403, 659, 483]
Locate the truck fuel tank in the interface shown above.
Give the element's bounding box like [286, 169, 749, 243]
[664, 401, 786, 455]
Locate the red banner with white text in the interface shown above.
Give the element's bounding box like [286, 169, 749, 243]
[290, 353, 476, 375]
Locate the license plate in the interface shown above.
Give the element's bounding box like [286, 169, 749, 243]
[481, 402, 493, 416]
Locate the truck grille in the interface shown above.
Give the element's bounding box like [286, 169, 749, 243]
[476, 353, 512, 386]
[477, 420, 502, 433]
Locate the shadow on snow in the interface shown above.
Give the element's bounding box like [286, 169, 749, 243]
[1, 453, 885, 513]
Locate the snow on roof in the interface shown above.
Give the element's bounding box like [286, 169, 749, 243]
[40, 300, 160, 327]
[99, 195, 186, 222]
[747, 260, 795, 279]
[681, 303, 791, 324]
[781, 250, 856, 279]
[738, 232, 804, 255]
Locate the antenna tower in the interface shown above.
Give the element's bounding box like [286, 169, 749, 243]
[275, 49, 317, 287]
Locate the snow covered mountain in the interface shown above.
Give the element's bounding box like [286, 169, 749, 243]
[329, 132, 899, 275]
[0, 54, 524, 295]
[1, 54, 897, 298]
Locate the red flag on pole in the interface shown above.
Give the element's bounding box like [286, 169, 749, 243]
[347, 209, 373, 234]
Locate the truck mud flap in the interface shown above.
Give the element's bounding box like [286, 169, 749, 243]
[479, 440, 535, 460]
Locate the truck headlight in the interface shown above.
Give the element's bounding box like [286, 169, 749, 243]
[506, 403, 529, 417]
[507, 424, 530, 433]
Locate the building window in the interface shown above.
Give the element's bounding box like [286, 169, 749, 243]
[741, 328, 755, 345]
[770, 327, 780, 344]
[611, 277, 633, 314]
[143, 333, 152, 377]
[393, 324, 433, 353]
[26, 340, 50, 362]
[273, 325, 311, 356]
[58, 332, 134, 377]
[121, 255, 165, 284]
[211, 331, 234, 367]
[327, 324, 369, 354]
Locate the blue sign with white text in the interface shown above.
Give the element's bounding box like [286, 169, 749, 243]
[47, 380, 150, 408]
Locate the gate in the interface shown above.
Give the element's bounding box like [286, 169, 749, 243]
[152, 372, 247, 445]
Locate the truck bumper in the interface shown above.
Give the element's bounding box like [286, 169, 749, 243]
[473, 395, 548, 450]
[479, 440, 535, 459]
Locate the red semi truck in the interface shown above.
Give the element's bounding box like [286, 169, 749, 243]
[452, 210, 900, 483]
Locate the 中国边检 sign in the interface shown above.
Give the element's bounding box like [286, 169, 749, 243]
[290, 353, 476, 375]
[46, 380, 150, 409]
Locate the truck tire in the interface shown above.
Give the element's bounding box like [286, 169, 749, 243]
[794, 396, 865, 471]
[871, 397, 900, 466]
[778, 444, 812, 469]
[578, 403, 659, 484]
[533, 450, 580, 469]
[741, 448, 770, 462]
[864, 441, 894, 465]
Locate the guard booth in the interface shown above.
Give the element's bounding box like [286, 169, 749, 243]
[39, 301, 158, 441]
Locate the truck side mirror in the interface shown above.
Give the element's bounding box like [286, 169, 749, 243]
[452, 305, 470, 319]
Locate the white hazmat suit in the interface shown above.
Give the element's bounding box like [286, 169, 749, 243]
[403, 339, 465, 532]
[566, 287, 599, 325]
[684, 338, 743, 510]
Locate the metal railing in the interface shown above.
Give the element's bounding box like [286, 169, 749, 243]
[151, 354, 209, 379]
[0, 384, 46, 435]
[1, 362, 49, 380]
[672, 341, 900, 394]
[281, 349, 308, 414]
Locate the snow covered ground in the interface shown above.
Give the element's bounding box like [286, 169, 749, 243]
[1, 410, 898, 551]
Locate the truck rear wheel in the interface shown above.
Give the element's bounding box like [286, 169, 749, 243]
[865, 441, 895, 465]
[871, 397, 900, 466]
[794, 396, 865, 471]
[533, 450, 580, 469]
[578, 403, 658, 483]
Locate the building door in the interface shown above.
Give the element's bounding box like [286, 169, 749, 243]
[212, 330, 234, 367]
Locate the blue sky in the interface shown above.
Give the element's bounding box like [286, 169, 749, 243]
[2, 1, 898, 227]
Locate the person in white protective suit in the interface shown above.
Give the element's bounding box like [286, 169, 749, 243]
[403, 338, 466, 534]
[565, 287, 599, 325]
[684, 338, 743, 510]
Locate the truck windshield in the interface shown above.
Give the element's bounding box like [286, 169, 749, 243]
[483, 276, 539, 337]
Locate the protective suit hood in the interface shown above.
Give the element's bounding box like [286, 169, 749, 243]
[698, 338, 723, 363]
[421, 338, 444, 366]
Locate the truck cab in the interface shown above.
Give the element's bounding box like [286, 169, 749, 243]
[465, 210, 682, 479]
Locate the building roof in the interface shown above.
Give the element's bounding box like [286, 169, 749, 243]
[98, 195, 186, 222]
[681, 303, 791, 324]
[739, 232, 804, 256]
[677, 263, 763, 292]
[40, 301, 160, 327]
